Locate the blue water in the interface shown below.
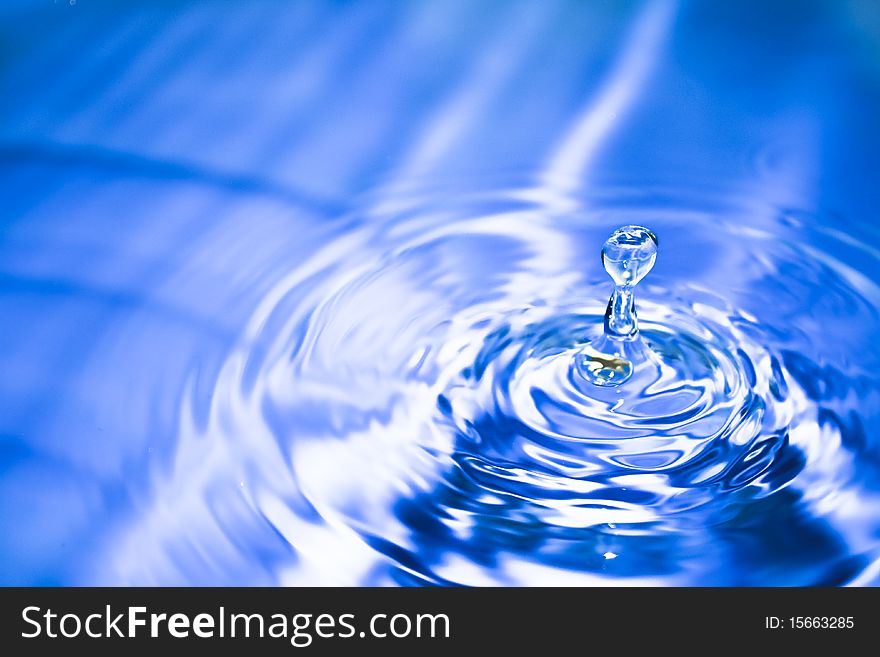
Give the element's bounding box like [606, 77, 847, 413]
[1, 0, 880, 585]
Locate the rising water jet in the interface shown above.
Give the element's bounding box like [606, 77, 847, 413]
[577, 225, 658, 386]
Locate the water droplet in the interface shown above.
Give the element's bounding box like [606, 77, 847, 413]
[602, 225, 657, 340]
[602, 225, 658, 287]
[577, 225, 658, 387]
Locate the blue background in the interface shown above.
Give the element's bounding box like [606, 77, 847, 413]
[1, 0, 879, 584]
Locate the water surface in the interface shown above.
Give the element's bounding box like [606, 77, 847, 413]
[0, 0, 879, 585]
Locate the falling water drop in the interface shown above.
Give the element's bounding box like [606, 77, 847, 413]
[577, 225, 658, 386]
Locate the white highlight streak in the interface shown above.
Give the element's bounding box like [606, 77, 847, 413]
[541, 0, 677, 195]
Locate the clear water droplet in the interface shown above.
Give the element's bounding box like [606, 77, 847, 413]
[602, 225, 658, 287]
[577, 225, 658, 386]
[602, 225, 657, 340]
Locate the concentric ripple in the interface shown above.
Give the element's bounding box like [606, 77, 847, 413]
[185, 186, 880, 585]
[440, 305, 793, 524]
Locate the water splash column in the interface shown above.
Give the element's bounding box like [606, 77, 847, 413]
[578, 225, 658, 386]
[602, 225, 658, 338]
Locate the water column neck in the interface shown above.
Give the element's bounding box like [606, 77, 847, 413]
[606, 284, 637, 338]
